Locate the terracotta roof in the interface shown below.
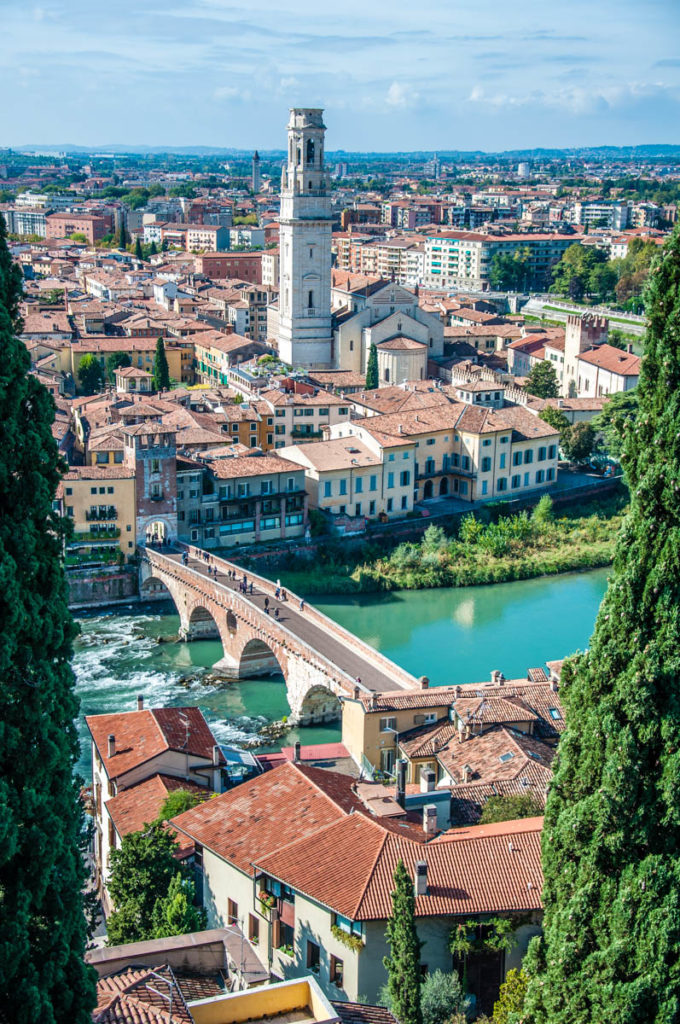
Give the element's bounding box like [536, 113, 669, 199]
[206, 454, 303, 479]
[578, 343, 640, 376]
[94, 964, 194, 1024]
[86, 707, 219, 781]
[63, 466, 134, 481]
[435, 726, 556, 786]
[334, 1003, 398, 1024]
[376, 336, 427, 351]
[105, 774, 210, 839]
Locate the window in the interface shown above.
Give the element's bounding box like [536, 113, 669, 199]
[549, 707, 562, 720]
[65, 487, 72, 496]
[511, 474, 521, 488]
[369, 474, 377, 491]
[380, 717, 397, 732]
[227, 899, 238, 925]
[512, 451, 522, 467]
[306, 941, 320, 973]
[401, 495, 407, 509]
[96, 453, 108, 465]
[461, 455, 470, 471]
[387, 472, 394, 489]
[403, 451, 409, 459]
[500, 435, 508, 444]
[481, 457, 491, 473]
[426, 438, 435, 446]
[548, 444, 557, 459]
[339, 479, 347, 496]
[497, 477, 507, 491]
[388, 453, 395, 462]
[324, 481, 332, 498]
[369, 500, 376, 514]
[536, 469, 545, 483]
[499, 751, 514, 763]
[151, 459, 160, 473]
[524, 472, 530, 486]
[524, 449, 533, 465]
[387, 497, 393, 512]
[400, 471, 410, 486]
[481, 480, 488, 496]
[237, 483, 250, 497]
[482, 439, 492, 447]
[538, 446, 546, 462]
[330, 955, 344, 988]
[249, 914, 259, 943]
[547, 467, 555, 481]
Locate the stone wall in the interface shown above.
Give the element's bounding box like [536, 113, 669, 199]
[67, 566, 139, 609]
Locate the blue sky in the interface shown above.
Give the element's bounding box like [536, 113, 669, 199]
[2, 0, 679, 151]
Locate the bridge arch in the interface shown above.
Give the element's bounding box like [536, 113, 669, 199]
[297, 684, 342, 725]
[187, 604, 221, 640]
[238, 637, 285, 679]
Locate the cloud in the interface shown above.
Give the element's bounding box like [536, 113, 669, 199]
[213, 84, 251, 101]
[385, 81, 416, 109]
[468, 80, 679, 116]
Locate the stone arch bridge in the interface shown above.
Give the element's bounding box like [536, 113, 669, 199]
[140, 547, 419, 725]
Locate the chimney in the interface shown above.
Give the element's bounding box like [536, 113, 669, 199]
[293, 740, 301, 763]
[420, 768, 436, 793]
[107, 734, 116, 758]
[627, 343, 634, 354]
[371, 693, 379, 710]
[353, 685, 360, 700]
[462, 764, 472, 783]
[212, 744, 222, 793]
[491, 669, 502, 685]
[396, 758, 407, 808]
[137, 694, 144, 711]
[423, 804, 437, 835]
[557, 398, 564, 408]
[414, 860, 428, 896]
[420, 676, 430, 690]
[550, 677, 559, 693]
[454, 685, 461, 699]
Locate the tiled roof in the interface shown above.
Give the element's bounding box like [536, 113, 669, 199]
[578, 343, 640, 376]
[450, 778, 549, 826]
[398, 720, 458, 758]
[206, 454, 302, 479]
[86, 707, 219, 780]
[333, 1003, 398, 1024]
[377, 336, 427, 351]
[94, 964, 194, 1024]
[105, 774, 210, 839]
[453, 695, 539, 726]
[435, 726, 556, 786]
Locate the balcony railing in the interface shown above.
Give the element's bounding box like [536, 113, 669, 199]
[85, 507, 118, 521]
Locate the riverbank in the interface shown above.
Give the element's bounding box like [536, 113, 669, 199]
[278, 489, 627, 595]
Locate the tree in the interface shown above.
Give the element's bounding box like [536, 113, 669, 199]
[77, 353, 105, 395]
[107, 823, 178, 945]
[156, 789, 205, 822]
[134, 237, 143, 261]
[478, 793, 543, 825]
[489, 248, 531, 291]
[493, 968, 528, 1024]
[105, 351, 131, 382]
[523, 228, 680, 1023]
[149, 239, 158, 256]
[420, 970, 470, 1024]
[0, 222, 96, 1018]
[560, 421, 595, 464]
[384, 860, 422, 1024]
[153, 336, 170, 391]
[151, 872, 206, 940]
[525, 361, 558, 399]
[116, 223, 128, 249]
[550, 243, 608, 300]
[366, 343, 379, 390]
[593, 388, 639, 459]
[538, 405, 571, 437]
[69, 232, 88, 244]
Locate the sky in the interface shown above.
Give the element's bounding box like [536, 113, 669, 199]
[2, 0, 680, 152]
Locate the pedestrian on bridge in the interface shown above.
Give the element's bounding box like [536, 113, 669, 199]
[299, 598, 305, 612]
[264, 597, 269, 611]
[281, 588, 287, 602]
[274, 607, 280, 620]
[249, 582, 254, 595]
[275, 586, 280, 600]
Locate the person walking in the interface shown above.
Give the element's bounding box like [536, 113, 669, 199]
[275, 586, 280, 600]
[249, 582, 254, 595]
[281, 589, 287, 602]
[274, 607, 280, 620]
[299, 598, 305, 612]
[264, 597, 269, 611]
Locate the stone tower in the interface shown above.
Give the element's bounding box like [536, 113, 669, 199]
[276, 108, 333, 368]
[562, 313, 609, 397]
[251, 150, 261, 193]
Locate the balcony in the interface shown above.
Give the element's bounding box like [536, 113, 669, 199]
[85, 507, 118, 521]
[291, 427, 323, 440]
[73, 527, 121, 542]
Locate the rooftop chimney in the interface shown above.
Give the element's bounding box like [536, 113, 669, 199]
[423, 804, 437, 835]
[353, 685, 360, 700]
[293, 740, 301, 763]
[108, 734, 116, 758]
[550, 677, 559, 693]
[420, 676, 430, 690]
[212, 744, 221, 766]
[627, 343, 634, 354]
[462, 763, 472, 783]
[415, 860, 428, 896]
[420, 768, 436, 794]
[396, 758, 407, 808]
[137, 694, 144, 711]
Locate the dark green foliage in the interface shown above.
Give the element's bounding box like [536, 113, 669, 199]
[106, 823, 178, 945]
[594, 389, 639, 459]
[560, 421, 595, 463]
[489, 247, 531, 291]
[116, 223, 128, 249]
[525, 361, 558, 399]
[420, 969, 469, 1024]
[151, 873, 206, 940]
[538, 405, 571, 436]
[150, 240, 158, 256]
[105, 351, 131, 382]
[153, 336, 170, 391]
[550, 243, 610, 301]
[366, 343, 379, 390]
[77, 353, 105, 395]
[134, 237, 143, 260]
[0, 227, 96, 1019]
[384, 860, 423, 1024]
[156, 789, 204, 822]
[478, 793, 543, 825]
[0, 213, 24, 325]
[492, 968, 528, 1024]
[523, 227, 680, 1023]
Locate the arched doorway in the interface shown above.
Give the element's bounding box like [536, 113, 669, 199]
[298, 685, 342, 725]
[439, 477, 449, 496]
[145, 520, 168, 547]
[238, 637, 283, 679]
[423, 480, 434, 500]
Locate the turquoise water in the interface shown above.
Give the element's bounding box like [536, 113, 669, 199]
[73, 569, 609, 779]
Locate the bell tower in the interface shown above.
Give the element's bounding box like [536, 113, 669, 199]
[275, 108, 333, 368]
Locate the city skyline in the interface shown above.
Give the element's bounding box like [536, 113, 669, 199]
[2, 0, 679, 151]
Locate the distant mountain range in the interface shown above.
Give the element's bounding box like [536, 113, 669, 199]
[6, 143, 680, 161]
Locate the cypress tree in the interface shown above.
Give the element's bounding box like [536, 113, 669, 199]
[383, 860, 423, 1024]
[153, 336, 171, 391]
[0, 221, 95, 1019]
[524, 228, 680, 1023]
[0, 214, 23, 326]
[366, 342, 379, 390]
[134, 236, 143, 261]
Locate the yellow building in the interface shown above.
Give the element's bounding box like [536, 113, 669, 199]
[70, 337, 194, 389]
[59, 465, 136, 564]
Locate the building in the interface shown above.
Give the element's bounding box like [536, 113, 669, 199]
[170, 761, 543, 1012]
[58, 465, 136, 565]
[562, 313, 639, 397]
[186, 224, 230, 252]
[122, 423, 178, 546]
[176, 452, 308, 549]
[259, 388, 351, 449]
[262, 248, 280, 289]
[424, 231, 575, 292]
[272, 109, 334, 368]
[85, 701, 224, 908]
[195, 251, 263, 283]
[194, 330, 270, 386]
[252, 151, 261, 193]
[45, 212, 112, 244]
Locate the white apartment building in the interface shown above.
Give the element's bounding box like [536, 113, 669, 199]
[261, 389, 352, 449]
[424, 231, 574, 291]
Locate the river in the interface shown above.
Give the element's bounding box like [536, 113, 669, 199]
[73, 568, 609, 780]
